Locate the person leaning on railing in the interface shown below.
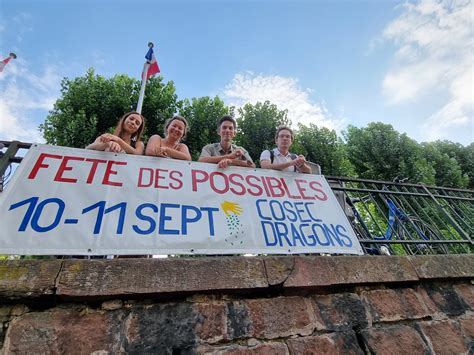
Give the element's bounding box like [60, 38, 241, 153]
[260, 125, 311, 174]
[198, 115, 255, 169]
[86, 111, 145, 155]
[145, 115, 192, 161]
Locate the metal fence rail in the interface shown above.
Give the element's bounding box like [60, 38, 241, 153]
[1, 141, 473, 255]
[327, 176, 473, 255]
[0, 140, 32, 192]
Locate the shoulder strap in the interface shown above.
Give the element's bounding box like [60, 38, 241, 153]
[270, 149, 274, 164]
[290, 153, 297, 172]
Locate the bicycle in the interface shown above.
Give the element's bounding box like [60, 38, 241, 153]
[346, 192, 448, 255]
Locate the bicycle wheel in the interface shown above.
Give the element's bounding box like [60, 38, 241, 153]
[398, 217, 448, 255]
[350, 221, 392, 255]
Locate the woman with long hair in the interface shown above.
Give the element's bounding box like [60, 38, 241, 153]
[87, 111, 145, 155]
[145, 115, 191, 160]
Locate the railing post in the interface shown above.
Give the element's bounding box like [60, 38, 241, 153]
[0, 141, 21, 192]
[420, 183, 471, 243]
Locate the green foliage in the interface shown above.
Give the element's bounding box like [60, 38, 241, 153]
[235, 101, 290, 163]
[344, 122, 435, 183]
[294, 123, 355, 176]
[179, 96, 233, 160]
[423, 140, 472, 188]
[40, 68, 179, 147]
[421, 142, 468, 188]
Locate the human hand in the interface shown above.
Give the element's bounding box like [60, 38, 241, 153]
[107, 141, 122, 153]
[153, 146, 168, 157]
[230, 149, 244, 159]
[99, 133, 117, 143]
[218, 158, 231, 169]
[294, 155, 306, 168]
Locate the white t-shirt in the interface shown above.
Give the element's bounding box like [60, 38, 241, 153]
[260, 148, 296, 172]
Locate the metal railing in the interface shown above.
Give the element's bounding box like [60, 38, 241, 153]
[327, 176, 473, 255]
[1, 140, 473, 255]
[0, 140, 32, 192]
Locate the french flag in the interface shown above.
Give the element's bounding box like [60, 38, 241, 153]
[143, 47, 160, 80]
[0, 53, 17, 73]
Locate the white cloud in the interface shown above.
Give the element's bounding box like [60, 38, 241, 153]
[0, 58, 61, 143]
[382, 0, 473, 142]
[223, 72, 344, 131]
[11, 13, 33, 43]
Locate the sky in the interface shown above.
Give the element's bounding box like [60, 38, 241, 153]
[0, 0, 472, 146]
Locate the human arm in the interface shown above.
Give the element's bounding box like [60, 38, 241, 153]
[198, 145, 225, 164]
[199, 146, 255, 168]
[145, 135, 165, 157]
[294, 155, 311, 174]
[217, 157, 255, 169]
[145, 135, 191, 161]
[86, 135, 122, 153]
[260, 159, 296, 171]
[86, 136, 109, 151]
[259, 150, 310, 173]
[88, 133, 144, 155]
[163, 143, 192, 161]
[259, 149, 294, 171]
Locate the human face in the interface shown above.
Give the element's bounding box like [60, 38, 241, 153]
[167, 119, 186, 140]
[276, 129, 293, 151]
[218, 121, 236, 142]
[124, 114, 142, 134]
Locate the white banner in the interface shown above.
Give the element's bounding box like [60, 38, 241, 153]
[0, 145, 363, 255]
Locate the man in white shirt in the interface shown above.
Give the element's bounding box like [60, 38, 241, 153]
[260, 126, 311, 173]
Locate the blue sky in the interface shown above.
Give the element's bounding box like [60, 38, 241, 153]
[0, 0, 472, 145]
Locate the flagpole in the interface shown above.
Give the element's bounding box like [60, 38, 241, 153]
[136, 62, 149, 114]
[136, 42, 154, 114]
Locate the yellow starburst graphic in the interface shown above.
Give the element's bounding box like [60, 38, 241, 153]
[221, 201, 243, 216]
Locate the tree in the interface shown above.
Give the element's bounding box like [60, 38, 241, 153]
[344, 122, 435, 183]
[235, 101, 290, 163]
[40, 68, 179, 148]
[465, 143, 474, 189]
[426, 140, 473, 188]
[421, 142, 468, 188]
[294, 123, 355, 176]
[178, 96, 233, 160]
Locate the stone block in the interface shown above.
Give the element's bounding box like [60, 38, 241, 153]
[193, 302, 228, 343]
[410, 254, 474, 279]
[3, 307, 124, 354]
[227, 297, 319, 340]
[197, 342, 289, 355]
[0, 306, 12, 322]
[286, 331, 364, 355]
[460, 316, 474, 339]
[419, 283, 466, 316]
[57, 257, 268, 298]
[454, 283, 474, 310]
[0, 260, 62, 299]
[419, 320, 469, 354]
[361, 325, 428, 354]
[263, 257, 295, 285]
[311, 292, 368, 330]
[122, 303, 197, 353]
[362, 288, 429, 322]
[276, 256, 418, 288]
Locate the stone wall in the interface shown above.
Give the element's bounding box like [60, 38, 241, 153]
[0, 255, 473, 354]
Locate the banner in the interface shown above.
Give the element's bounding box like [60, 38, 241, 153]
[0, 145, 363, 255]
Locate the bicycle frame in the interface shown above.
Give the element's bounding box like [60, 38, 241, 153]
[350, 195, 433, 254]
